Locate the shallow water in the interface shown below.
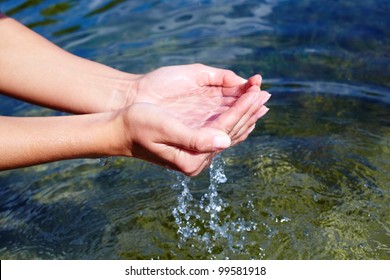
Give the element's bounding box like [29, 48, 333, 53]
[0, 0, 389, 259]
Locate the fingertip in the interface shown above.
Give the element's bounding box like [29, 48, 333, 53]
[247, 85, 261, 93]
[248, 74, 262, 86]
[256, 106, 270, 119]
[248, 123, 256, 134]
[223, 69, 247, 86]
[213, 133, 231, 149]
[261, 90, 271, 96]
[260, 92, 272, 104]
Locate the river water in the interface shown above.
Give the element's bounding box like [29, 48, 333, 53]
[0, 0, 389, 259]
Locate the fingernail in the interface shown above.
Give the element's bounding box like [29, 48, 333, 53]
[257, 106, 270, 118]
[254, 74, 262, 86]
[213, 134, 231, 149]
[260, 93, 271, 104]
[248, 124, 256, 134]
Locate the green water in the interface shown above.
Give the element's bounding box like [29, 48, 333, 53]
[0, 0, 389, 259]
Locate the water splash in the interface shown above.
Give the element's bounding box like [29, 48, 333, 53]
[171, 154, 258, 257]
[198, 154, 229, 251]
[171, 173, 200, 242]
[98, 157, 111, 166]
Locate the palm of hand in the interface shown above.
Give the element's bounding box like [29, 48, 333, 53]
[133, 65, 242, 128]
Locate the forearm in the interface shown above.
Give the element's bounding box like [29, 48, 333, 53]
[0, 14, 139, 114]
[0, 113, 124, 170]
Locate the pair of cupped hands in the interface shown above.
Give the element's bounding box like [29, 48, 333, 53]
[117, 63, 271, 176]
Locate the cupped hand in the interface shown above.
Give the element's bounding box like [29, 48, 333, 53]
[131, 64, 271, 146]
[119, 103, 233, 176]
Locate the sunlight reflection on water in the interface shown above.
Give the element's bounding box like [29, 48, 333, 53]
[0, 0, 389, 260]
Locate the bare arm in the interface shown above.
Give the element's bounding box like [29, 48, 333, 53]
[0, 14, 270, 174]
[0, 105, 232, 176]
[0, 113, 120, 170]
[0, 13, 136, 114]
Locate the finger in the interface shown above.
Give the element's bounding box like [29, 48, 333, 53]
[208, 89, 269, 135]
[145, 145, 212, 176]
[247, 123, 257, 135]
[221, 74, 262, 97]
[164, 121, 231, 152]
[240, 74, 262, 92]
[221, 96, 239, 107]
[167, 147, 217, 177]
[231, 124, 256, 146]
[255, 104, 270, 119]
[187, 152, 215, 176]
[169, 149, 212, 176]
[248, 74, 262, 87]
[207, 89, 258, 134]
[231, 105, 269, 144]
[197, 64, 247, 87]
[196, 64, 264, 96]
[229, 93, 270, 138]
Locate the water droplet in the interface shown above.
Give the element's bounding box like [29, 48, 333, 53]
[170, 154, 258, 257]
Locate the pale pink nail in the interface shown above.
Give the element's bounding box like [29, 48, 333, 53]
[259, 93, 271, 105]
[213, 134, 231, 149]
[257, 106, 269, 118]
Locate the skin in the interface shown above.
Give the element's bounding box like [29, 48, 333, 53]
[0, 14, 270, 176]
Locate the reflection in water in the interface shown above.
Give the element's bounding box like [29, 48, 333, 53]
[0, 79, 388, 260]
[0, 0, 389, 259]
[86, 0, 126, 17]
[0, 173, 108, 259]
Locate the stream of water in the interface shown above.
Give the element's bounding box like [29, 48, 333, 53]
[172, 155, 264, 258]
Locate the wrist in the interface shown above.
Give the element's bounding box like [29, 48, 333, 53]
[103, 109, 133, 158]
[102, 70, 141, 112]
[0, 112, 128, 170]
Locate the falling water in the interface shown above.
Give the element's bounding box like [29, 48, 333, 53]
[171, 154, 258, 257]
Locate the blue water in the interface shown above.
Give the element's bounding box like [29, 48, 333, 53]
[0, 0, 389, 259]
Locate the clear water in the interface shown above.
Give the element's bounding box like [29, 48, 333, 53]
[0, 0, 389, 260]
[171, 155, 259, 258]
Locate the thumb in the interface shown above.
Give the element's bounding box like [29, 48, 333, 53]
[200, 65, 247, 87]
[168, 123, 231, 152]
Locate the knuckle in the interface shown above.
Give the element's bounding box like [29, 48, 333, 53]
[225, 69, 235, 76]
[192, 63, 204, 69]
[188, 136, 199, 151]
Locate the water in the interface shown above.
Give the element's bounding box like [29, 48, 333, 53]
[172, 155, 258, 258]
[0, 0, 389, 259]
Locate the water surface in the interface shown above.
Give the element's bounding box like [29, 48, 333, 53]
[0, 0, 389, 259]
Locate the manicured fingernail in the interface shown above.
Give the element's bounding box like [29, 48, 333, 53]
[260, 93, 271, 104]
[257, 106, 269, 118]
[213, 134, 231, 149]
[248, 124, 256, 134]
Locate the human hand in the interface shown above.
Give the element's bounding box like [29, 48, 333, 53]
[130, 64, 271, 146]
[117, 102, 233, 176]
